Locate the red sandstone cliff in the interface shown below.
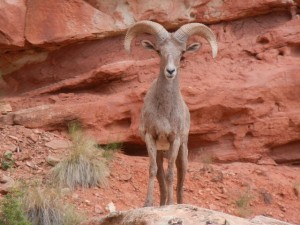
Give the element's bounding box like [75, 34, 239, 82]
[0, 0, 300, 164]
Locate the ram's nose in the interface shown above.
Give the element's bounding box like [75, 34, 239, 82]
[165, 67, 177, 79]
[166, 68, 175, 75]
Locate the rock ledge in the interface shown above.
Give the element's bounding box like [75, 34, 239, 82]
[81, 204, 295, 225]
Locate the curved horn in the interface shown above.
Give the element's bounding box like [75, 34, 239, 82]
[174, 23, 218, 58]
[124, 20, 169, 53]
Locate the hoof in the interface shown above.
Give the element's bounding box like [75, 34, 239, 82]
[143, 202, 153, 207]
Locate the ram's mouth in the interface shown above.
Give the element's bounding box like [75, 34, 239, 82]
[165, 74, 175, 80]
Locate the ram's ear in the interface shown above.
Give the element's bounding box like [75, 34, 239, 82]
[141, 40, 156, 51]
[186, 42, 202, 53]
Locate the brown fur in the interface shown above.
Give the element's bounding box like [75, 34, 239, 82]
[139, 35, 191, 206]
[125, 21, 217, 207]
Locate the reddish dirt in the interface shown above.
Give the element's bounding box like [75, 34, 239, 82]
[0, 125, 299, 224]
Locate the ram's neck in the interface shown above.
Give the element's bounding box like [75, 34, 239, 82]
[154, 69, 181, 107]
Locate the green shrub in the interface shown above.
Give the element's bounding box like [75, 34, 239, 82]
[0, 190, 31, 225]
[101, 142, 122, 160]
[1, 152, 15, 171]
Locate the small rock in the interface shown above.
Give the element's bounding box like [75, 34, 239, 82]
[220, 187, 227, 194]
[26, 161, 39, 170]
[257, 157, 277, 166]
[45, 139, 72, 150]
[8, 135, 19, 142]
[84, 200, 91, 206]
[46, 155, 60, 166]
[278, 203, 287, 212]
[168, 217, 182, 225]
[254, 169, 267, 176]
[293, 184, 300, 197]
[0, 103, 12, 114]
[105, 202, 116, 213]
[93, 193, 100, 197]
[28, 133, 38, 142]
[0, 176, 15, 194]
[206, 216, 227, 225]
[118, 174, 132, 181]
[0, 174, 13, 184]
[214, 195, 221, 200]
[33, 129, 42, 134]
[94, 204, 104, 214]
[3, 144, 17, 153]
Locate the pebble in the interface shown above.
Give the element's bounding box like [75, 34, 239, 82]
[0, 103, 12, 114]
[84, 200, 91, 206]
[0, 175, 15, 194]
[94, 204, 104, 214]
[8, 135, 19, 141]
[26, 161, 39, 170]
[0, 174, 13, 184]
[118, 174, 132, 181]
[28, 133, 38, 142]
[46, 155, 60, 166]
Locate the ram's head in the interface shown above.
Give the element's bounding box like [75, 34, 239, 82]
[125, 20, 218, 80]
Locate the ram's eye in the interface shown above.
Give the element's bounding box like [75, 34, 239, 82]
[156, 50, 161, 55]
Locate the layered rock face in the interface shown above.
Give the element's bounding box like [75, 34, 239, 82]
[1, 0, 300, 164]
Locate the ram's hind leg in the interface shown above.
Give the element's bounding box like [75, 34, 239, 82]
[144, 133, 157, 207]
[156, 151, 167, 205]
[176, 142, 188, 204]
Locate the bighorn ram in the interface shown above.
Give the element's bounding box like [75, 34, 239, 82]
[124, 21, 218, 206]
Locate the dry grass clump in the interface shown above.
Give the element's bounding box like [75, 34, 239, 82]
[23, 185, 84, 225]
[0, 181, 84, 225]
[50, 123, 110, 190]
[235, 187, 253, 217]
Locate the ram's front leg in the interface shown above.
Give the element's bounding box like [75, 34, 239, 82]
[144, 133, 157, 207]
[166, 137, 180, 205]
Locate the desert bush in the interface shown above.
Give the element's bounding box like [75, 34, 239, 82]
[1, 151, 15, 171]
[23, 185, 84, 225]
[50, 122, 109, 190]
[0, 189, 31, 225]
[101, 142, 122, 160]
[235, 187, 253, 217]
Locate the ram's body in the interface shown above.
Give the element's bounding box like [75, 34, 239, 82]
[139, 76, 190, 151]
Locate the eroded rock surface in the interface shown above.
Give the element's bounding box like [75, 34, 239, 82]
[0, 1, 300, 164]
